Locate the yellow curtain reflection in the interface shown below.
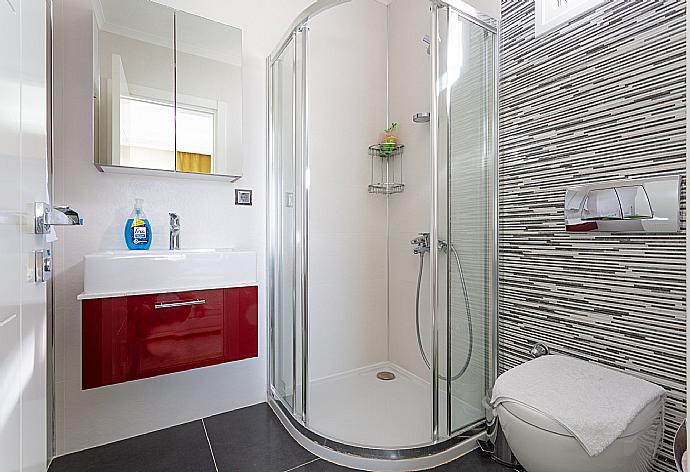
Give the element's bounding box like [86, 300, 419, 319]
[176, 151, 212, 174]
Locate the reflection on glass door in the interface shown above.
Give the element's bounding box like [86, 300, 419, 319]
[438, 7, 497, 435]
[269, 29, 308, 421]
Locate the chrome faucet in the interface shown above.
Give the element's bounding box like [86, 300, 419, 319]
[411, 232, 431, 254]
[169, 213, 180, 250]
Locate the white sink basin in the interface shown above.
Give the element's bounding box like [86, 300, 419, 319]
[79, 249, 257, 299]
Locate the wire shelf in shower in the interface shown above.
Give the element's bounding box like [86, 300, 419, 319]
[368, 144, 405, 195]
[368, 182, 405, 194]
[369, 143, 405, 159]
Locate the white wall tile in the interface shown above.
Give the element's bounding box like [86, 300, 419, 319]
[307, 0, 389, 380]
[387, 0, 433, 381]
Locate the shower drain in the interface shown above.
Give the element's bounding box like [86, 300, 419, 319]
[376, 371, 396, 381]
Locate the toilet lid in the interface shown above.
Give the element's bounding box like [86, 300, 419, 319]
[500, 397, 662, 437]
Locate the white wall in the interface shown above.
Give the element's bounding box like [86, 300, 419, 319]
[387, 0, 433, 382]
[307, 0, 389, 380]
[52, 0, 312, 455]
[306, 0, 500, 383]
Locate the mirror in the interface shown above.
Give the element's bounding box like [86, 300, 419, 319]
[93, 0, 243, 180]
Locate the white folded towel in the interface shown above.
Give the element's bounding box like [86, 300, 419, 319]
[491, 355, 666, 456]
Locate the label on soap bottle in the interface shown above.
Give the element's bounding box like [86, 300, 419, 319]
[132, 219, 149, 245]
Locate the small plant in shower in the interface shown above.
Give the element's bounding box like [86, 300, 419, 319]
[380, 122, 399, 157]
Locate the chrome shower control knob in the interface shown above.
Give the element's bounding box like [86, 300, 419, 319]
[411, 232, 431, 254]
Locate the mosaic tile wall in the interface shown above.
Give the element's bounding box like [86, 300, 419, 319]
[498, 1, 686, 470]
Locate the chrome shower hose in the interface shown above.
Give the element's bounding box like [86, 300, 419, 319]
[415, 244, 473, 382]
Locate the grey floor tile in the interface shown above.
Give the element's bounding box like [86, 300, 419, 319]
[47, 403, 514, 472]
[433, 450, 517, 471]
[204, 403, 315, 472]
[291, 459, 353, 471]
[48, 420, 216, 472]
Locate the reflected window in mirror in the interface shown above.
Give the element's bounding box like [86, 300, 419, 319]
[119, 91, 220, 174]
[176, 106, 216, 174]
[119, 96, 175, 171]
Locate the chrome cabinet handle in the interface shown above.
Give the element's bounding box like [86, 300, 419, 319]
[154, 299, 206, 310]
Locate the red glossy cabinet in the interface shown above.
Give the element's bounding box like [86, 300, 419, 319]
[82, 286, 258, 389]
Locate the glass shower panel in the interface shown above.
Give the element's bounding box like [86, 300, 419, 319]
[444, 10, 496, 434]
[270, 38, 297, 412]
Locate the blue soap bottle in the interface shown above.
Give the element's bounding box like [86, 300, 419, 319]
[124, 198, 152, 250]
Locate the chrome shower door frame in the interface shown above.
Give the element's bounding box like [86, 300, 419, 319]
[429, 2, 442, 442]
[267, 27, 310, 423]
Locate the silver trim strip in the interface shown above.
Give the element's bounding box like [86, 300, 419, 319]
[266, 54, 275, 400]
[490, 9, 499, 400]
[299, 26, 310, 425]
[437, 5, 452, 439]
[430, 4, 440, 443]
[46, 0, 57, 462]
[291, 34, 299, 417]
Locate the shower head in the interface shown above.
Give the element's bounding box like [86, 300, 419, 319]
[413, 112, 431, 123]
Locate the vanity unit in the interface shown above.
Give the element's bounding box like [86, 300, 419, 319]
[79, 249, 257, 389]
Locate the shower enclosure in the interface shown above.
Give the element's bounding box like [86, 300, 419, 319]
[267, 0, 497, 467]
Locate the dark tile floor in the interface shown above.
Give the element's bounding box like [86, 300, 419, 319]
[49, 403, 514, 472]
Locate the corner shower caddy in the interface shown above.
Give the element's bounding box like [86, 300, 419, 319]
[368, 143, 405, 195]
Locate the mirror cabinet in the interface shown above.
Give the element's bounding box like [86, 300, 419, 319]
[93, 0, 243, 180]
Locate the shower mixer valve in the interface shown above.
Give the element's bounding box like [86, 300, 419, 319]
[410, 232, 474, 383]
[411, 233, 431, 254]
[411, 232, 449, 254]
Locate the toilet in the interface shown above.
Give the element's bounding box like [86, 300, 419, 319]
[493, 355, 665, 472]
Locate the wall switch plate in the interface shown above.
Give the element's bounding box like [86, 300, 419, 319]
[235, 189, 253, 206]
